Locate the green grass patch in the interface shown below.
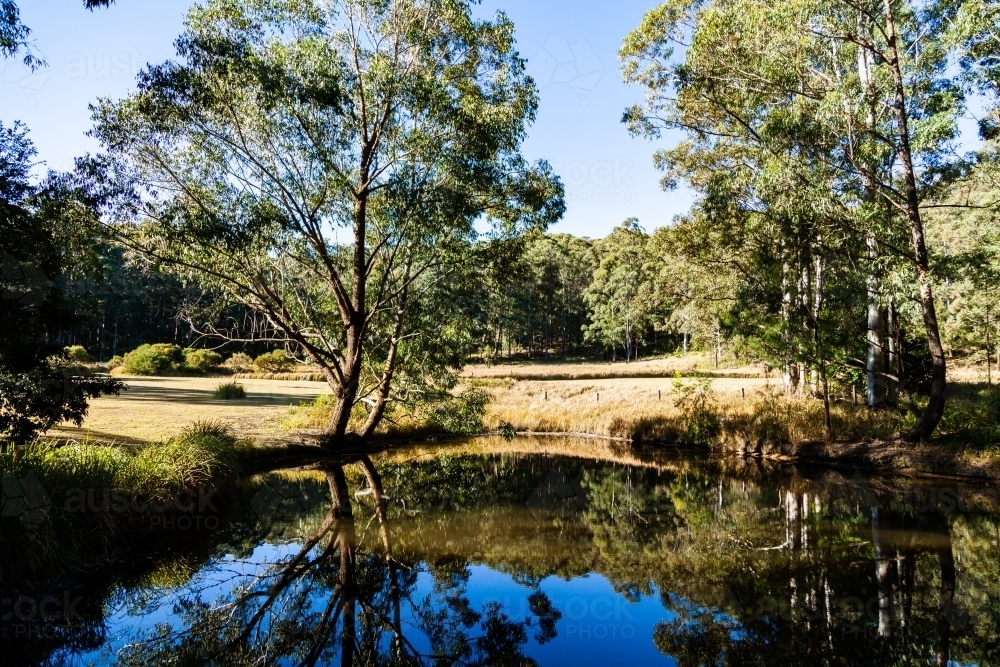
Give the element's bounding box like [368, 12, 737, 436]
[213, 381, 247, 400]
[0, 421, 250, 578]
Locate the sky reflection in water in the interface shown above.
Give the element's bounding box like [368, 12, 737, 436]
[9, 443, 999, 666]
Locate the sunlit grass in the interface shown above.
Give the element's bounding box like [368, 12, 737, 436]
[482, 378, 999, 453]
[0, 421, 251, 579]
[1, 420, 247, 501]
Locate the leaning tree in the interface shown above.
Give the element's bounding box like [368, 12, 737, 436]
[91, 0, 563, 449]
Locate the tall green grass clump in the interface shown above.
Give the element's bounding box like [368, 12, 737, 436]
[0, 422, 248, 575]
[213, 381, 247, 399]
[1, 421, 248, 576]
[1, 421, 245, 503]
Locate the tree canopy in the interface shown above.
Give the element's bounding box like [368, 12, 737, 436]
[92, 0, 564, 448]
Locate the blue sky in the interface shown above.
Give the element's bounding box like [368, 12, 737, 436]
[0, 0, 694, 239]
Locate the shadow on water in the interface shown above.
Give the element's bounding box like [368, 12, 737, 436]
[2, 439, 999, 666]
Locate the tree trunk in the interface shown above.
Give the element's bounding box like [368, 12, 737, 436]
[782, 251, 797, 396]
[933, 516, 955, 667]
[866, 236, 887, 408]
[883, 0, 947, 441]
[872, 507, 894, 638]
[887, 302, 899, 404]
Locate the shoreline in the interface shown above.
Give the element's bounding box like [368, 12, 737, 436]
[237, 431, 1000, 483]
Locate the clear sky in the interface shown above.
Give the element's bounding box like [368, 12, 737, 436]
[0, 0, 694, 239]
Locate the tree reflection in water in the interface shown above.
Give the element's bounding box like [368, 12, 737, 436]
[655, 486, 967, 667]
[11, 450, 997, 666]
[118, 456, 557, 667]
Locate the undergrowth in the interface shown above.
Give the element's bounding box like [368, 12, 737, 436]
[0, 421, 249, 579]
[281, 389, 490, 439]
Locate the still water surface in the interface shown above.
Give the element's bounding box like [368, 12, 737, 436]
[7, 440, 1000, 665]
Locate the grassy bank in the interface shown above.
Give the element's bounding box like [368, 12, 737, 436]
[0, 422, 250, 579]
[479, 378, 1000, 478]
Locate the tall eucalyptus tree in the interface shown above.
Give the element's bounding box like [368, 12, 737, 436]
[92, 0, 563, 449]
[620, 0, 966, 440]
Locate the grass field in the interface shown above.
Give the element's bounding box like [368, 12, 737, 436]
[54, 365, 775, 444]
[462, 353, 766, 380]
[48, 359, 998, 471]
[50, 376, 331, 444]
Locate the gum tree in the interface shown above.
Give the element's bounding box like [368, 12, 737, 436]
[92, 0, 563, 449]
[621, 0, 965, 440]
[583, 219, 658, 362]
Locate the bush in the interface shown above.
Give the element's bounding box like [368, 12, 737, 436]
[183, 348, 223, 373]
[223, 352, 255, 373]
[672, 378, 721, 446]
[427, 389, 490, 435]
[107, 355, 124, 370]
[63, 345, 92, 363]
[254, 350, 292, 373]
[213, 382, 246, 399]
[121, 343, 183, 375]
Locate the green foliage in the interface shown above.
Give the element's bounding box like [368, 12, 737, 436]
[121, 343, 182, 375]
[117, 344, 224, 375]
[671, 378, 721, 445]
[0, 362, 124, 443]
[212, 382, 246, 400]
[583, 219, 659, 361]
[497, 420, 517, 441]
[478, 232, 598, 360]
[182, 348, 222, 373]
[63, 345, 92, 362]
[253, 350, 291, 374]
[0, 121, 121, 442]
[618, 0, 976, 435]
[92, 0, 564, 444]
[426, 389, 490, 436]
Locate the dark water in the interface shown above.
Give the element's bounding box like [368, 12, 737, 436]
[4, 439, 999, 666]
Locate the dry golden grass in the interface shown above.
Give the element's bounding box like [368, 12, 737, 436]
[48, 361, 997, 470]
[480, 378, 908, 451]
[463, 353, 765, 381]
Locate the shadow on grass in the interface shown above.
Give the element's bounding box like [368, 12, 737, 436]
[111, 378, 326, 407]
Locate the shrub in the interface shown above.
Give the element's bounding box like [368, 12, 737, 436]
[427, 389, 490, 435]
[63, 345, 92, 363]
[121, 343, 183, 375]
[213, 382, 246, 400]
[672, 378, 721, 446]
[107, 355, 124, 370]
[223, 352, 254, 373]
[183, 348, 223, 373]
[254, 349, 292, 373]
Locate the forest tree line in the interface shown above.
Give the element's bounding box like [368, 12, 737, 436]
[51, 199, 1000, 388]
